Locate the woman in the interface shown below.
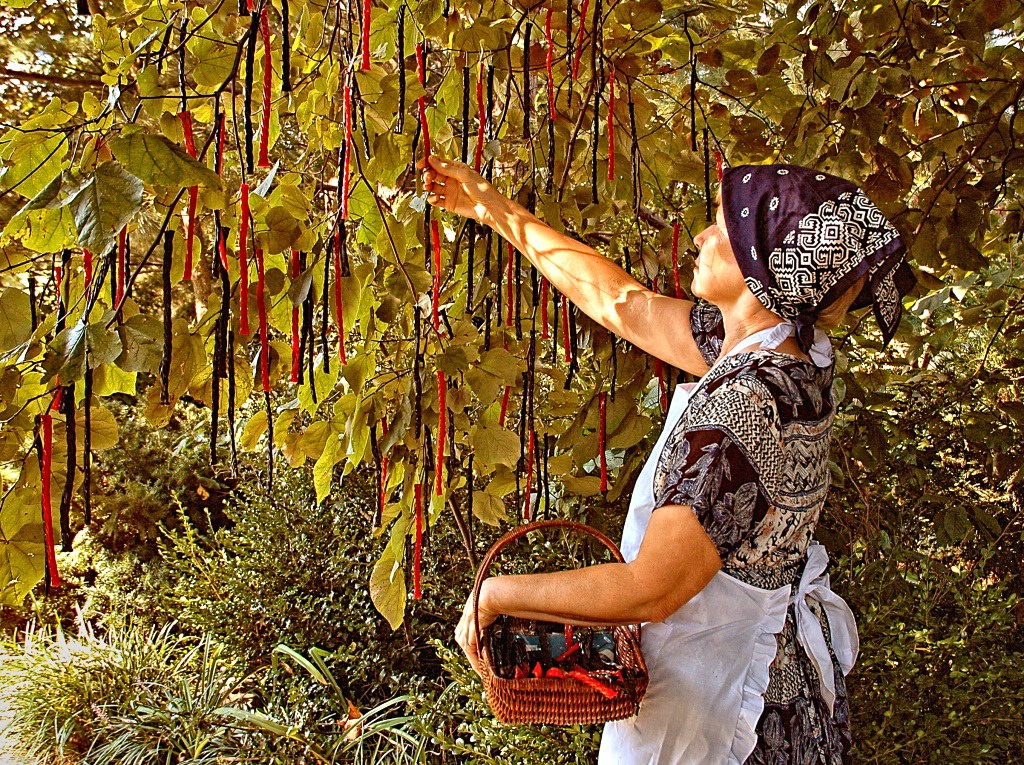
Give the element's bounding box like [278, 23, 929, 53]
[418, 155, 915, 764]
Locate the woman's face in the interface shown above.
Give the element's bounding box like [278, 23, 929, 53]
[690, 200, 746, 304]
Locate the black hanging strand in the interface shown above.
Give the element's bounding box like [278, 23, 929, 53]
[59, 381, 75, 551]
[108, 245, 117, 305]
[483, 296, 492, 350]
[523, 17, 532, 140]
[264, 390, 274, 492]
[281, 0, 292, 92]
[28, 276, 37, 331]
[397, 4, 406, 134]
[686, 15, 697, 152]
[514, 245, 523, 340]
[485, 63, 495, 181]
[629, 82, 641, 214]
[461, 65, 471, 162]
[76, 0, 91, 15]
[546, 102, 555, 195]
[160, 231, 173, 405]
[321, 240, 332, 373]
[566, 0, 574, 96]
[178, 18, 188, 112]
[413, 309, 423, 439]
[704, 127, 712, 222]
[82, 367, 92, 525]
[466, 219, 477, 310]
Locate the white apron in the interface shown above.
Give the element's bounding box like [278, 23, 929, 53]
[599, 325, 859, 765]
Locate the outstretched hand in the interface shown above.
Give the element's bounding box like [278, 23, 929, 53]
[416, 155, 499, 224]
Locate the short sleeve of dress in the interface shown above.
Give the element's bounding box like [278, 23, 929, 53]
[652, 373, 783, 562]
[690, 301, 725, 367]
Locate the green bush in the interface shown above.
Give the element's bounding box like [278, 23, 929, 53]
[0, 621, 256, 764]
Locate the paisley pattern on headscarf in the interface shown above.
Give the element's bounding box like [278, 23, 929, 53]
[722, 164, 916, 355]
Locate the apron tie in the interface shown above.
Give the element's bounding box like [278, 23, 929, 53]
[791, 543, 859, 714]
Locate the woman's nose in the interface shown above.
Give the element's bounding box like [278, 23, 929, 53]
[693, 228, 707, 248]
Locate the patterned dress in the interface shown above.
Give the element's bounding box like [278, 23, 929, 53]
[653, 301, 852, 765]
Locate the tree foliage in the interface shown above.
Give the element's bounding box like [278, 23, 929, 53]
[1, 0, 1023, 633]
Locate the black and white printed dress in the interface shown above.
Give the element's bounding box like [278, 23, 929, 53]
[656, 301, 853, 765]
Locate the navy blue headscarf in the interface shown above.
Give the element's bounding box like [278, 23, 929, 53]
[721, 164, 916, 354]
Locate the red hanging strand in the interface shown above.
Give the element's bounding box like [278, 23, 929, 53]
[258, 7, 273, 168]
[545, 7, 556, 121]
[239, 183, 251, 335]
[290, 248, 301, 382]
[256, 247, 270, 392]
[177, 109, 198, 280]
[83, 248, 93, 287]
[413, 481, 423, 599]
[498, 385, 511, 428]
[572, 0, 591, 80]
[540, 277, 549, 338]
[607, 62, 615, 180]
[431, 218, 442, 330]
[474, 61, 485, 171]
[435, 371, 446, 495]
[360, 0, 372, 71]
[715, 149, 723, 182]
[671, 221, 683, 299]
[598, 391, 608, 492]
[523, 428, 535, 520]
[40, 412, 61, 588]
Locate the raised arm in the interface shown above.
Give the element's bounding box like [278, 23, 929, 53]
[417, 155, 713, 377]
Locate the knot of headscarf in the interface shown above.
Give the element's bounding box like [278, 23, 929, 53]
[721, 164, 916, 363]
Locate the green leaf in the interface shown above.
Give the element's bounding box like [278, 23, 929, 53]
[48, 318, 124, 383]
[471, 491, 508, 527]
[67, 161, 144, 255]
[76, 403, 121, 452]
[470, 425, 521, 469]
[0, 288, 32, 350]
[109, 132, 222, 189]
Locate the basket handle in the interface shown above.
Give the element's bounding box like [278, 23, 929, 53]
[471, 520, 635, 661]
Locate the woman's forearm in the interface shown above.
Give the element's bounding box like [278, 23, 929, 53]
[479, 192, 659, 336]
[480, 562, 668, 628]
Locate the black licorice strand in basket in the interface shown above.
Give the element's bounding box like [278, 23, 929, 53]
[160, 231, 173, 405]
[244, 8, 259, 173]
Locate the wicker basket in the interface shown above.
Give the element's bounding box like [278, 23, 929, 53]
[472, 520, 649, 725]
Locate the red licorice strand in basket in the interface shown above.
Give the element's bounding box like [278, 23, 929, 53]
[256, 247, 270, 392]
[572, 0, 591, 80]
[334, 237, 347, 365]
[598, 391, 608, 492]
[522, 429, 535, 521]
[258, 7, 273, 168]
[474, 61, 485, 171]
[671, 221, 682, 298]
[607, 62, 615, 180]
[532, 661, 544, 679]
[505, 241, 514, 327]
[177, 110, 198, 280]
[360, 0, 372, 71]
[290, 248, 300, 382]
[540, 277, 550, 338]
[40, 412, 61, 588]
[568, 668, 620, 699]
[416, 42, 432, 158]
[554, 641, 580, 663]
[435, 371, 446, 495]
[413, 481, 423, 599]
[239, 183, 251, 335]
[430, 219, 442, 331]
[545, 7, 556, 120]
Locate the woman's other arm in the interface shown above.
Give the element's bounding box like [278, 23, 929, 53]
[418, 155, 713, 377]
[455, 504, 722, 676]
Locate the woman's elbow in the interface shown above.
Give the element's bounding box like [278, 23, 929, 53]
[645, 557, 723, 623]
